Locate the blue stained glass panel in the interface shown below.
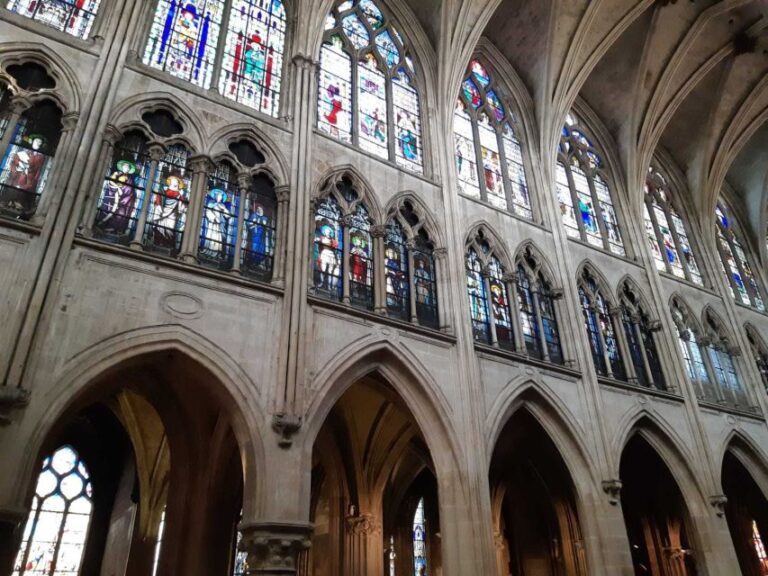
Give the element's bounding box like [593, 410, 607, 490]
[470, 59, 490, 86]
[313, 197, 343, 301]
[486, 90, 505, 122]
[318, 37, 353, 142]
[342, 14, 369, 49]
[462, 79, 482, 109]
[360, 0, 383, 29]
[375, 30, 400, 68]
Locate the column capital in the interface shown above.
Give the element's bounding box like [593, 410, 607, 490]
[601, 479, 622, 505]
[550, 287, 565, 300]
[188, 154, 214, 175]
[341, 213, 356, 228]
[647, 319, 663, 333]
[370, 224, 387, 239]
[271, 412, 303, 449]
[274, 185, 291, 203]
[8, 96, 30, 115]
[239, 521, 313, 575]
[345, 513, 381, 536]
[291, 53, 318, 70]
[237, 171, 253, 191]
[61, 112, 80, 132]
[501, 271, 517, 284]
[148, 143, 167, 162]
[103, 124, 123, 145]
[0, 386, 30, 425]
[432, 247, 448, 260]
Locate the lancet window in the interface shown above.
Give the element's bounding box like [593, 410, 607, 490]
[643, 166, 702, 284]
[6, 0, 102, 39]
[312, 175, 374, 309]
[514, 247, 563, 363]
[556, 114, 624, 255]
[465, 229, 514, 349]
[413, 498, 427, 576]
[0, 99, 63, 219]
[619, 281, 665, 389]
[318, 0, 423, 173]
[13, 446, 93, 576]
[577, 268, 624, 379]
[143, 0, 286, 117]
[746, 326, 768, 394]
[715, 201, 765, 311]
[702, 310, 745, 406]
[670, 297, 711, 400]
[453, 60, 531, 218]
[384, 200, 438, 328]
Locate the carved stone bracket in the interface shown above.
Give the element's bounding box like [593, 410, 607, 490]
[0, 386, 30, 425]
[709, 494, 728, 517]
[345, 513, 381, 536]
[271, 413, 302, 449]
[239, 521, 313, 575]
[602, 479, 623, 505]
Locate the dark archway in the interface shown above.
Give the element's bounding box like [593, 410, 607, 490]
[11, 351, 246, 576]
[722, 450, 768, 576]
[489, 409, 587, 576]
[620, 435, 698, 576]
[305, 375, 440, 576]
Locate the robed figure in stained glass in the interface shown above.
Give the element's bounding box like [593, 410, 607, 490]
[200, 188, 233, 259]
[97, 160, 138, 235]
[315, 219, 341, 293]
[149, 174, 189, 249]
[1, 134, 47, 212]
[245, 202, 270, 268]
[156, 1, 211, 82]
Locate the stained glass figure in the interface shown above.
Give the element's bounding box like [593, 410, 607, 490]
[643, 167, 702, 284]
[412, 236, 437, 328]
[199, 161, 237, 269]
[94, 131, 151, 244]
[716, 201, 765, 311]
[454, 59, 532, 219]
[385, 219, 409, 320]
[488, 256, 513, 349]
[578, 268, 625, 379]
[348, 203, 374, 309]
[6, 0, 102, 39]
[143, 0, 225, 89]
[143, 144, 191, 255]
[13, 446, 92, 576]
[539, 281, 563, 364]
[0, 100, 62, 219]
[466, 248, 490, 343]
[319, 0, 423, 173]
[241, 174, 276, 280]
[558, 114, 624, 255]
[313, 195, 344, 301]
[516, 264, 540, 357]
[412, 498, 427, 576]
[219, 0, 286, 116]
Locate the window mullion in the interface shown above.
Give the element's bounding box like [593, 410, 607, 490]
[496, 127, 515, 214]
[471, 116, 487, 203]
[351, 52, 360, 148]
[386, 71, 396, 163]
[210, 0, 236, 94]
[665, 202, 692, 281]
[646, 197, 671, 273]
[588, 171, 610, 251]
[49, 500, 72, 575]
[18, 504, 43, 576]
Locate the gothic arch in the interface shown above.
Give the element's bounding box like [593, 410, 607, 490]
[0, 41, 82, 112]
[700, 305, 737, 349]
[576, 260, 616, 304]
[616, 275, 652, 313]
[383, 191, 444, 249]
[718, 431, 768, 501]
[615, 413, 709, 514]
[464, 221, 513, 270]
[207, 123, 290, 185]
[14, 324, 268, 518]
[513, 240, 560, 287]
[669, 293, 703, 332]
[108, 92, 206, 152]
[312, 164, 384, 224]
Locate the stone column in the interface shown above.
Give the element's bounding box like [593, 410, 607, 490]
[0, 508, 25, 576]
[230, 172, 251, 275]
[239, 522, 313, 576]
[610, 307, 636, 383]
[406, 239, 418, 322]
[503, 272, 526, 354]
[632, 315, 655, 387]
[345, 513, 382, 576]
[0, 99, 26, 161]
[80, 124, 123, 234]
[34, 112, 80, 222]
[551, 288, 576, 368]
[530, 286, 551, 362]
[179, 155, 213, 262]
[371, 225, 387, 314]
[130, 144, 166, 250]
[433, 248, 450, 331]
[271, 185, 290, 284]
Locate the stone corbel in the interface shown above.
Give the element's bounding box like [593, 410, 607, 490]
[239, 521, 313, 575]
[647, 319, 663, 333]
[346, 513, 381, 536]
[0, 386, 30, 425]
[709, 494, 728, 517]
[272, 413, 302, 448]
[602, 479, 623, 505]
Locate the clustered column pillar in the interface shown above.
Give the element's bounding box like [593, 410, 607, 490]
[34, 112, 80, 222]
[179, 155, 213, 263]
[271, 185, 291, 285]
[80, 124, 123, 234]
[240, 522, 313, 576]
[344, 513, 382, 576]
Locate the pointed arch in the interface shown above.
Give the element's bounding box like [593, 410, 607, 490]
[12, 324, 268, 518]
[312, 164, 383, 223]
[464, 221, 512, 270]
[719, 431, 768, 502]
[575, 260, 615, 304]
[513, 240, 558, 287]
[383, 191, 443, 249]
[206, 123, 289, 186]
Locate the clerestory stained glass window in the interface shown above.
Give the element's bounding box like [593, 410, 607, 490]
[318, 0, 423, 173]
[557, 114, 624, 255]
[715, 201, 765, 311]
[13, 446, 93, 576]
[453, 60, 531, 218]
[6, 0, 102, 39]
[578, 268, 624, 379]
[619, 282, 665, 389]
[643, 166, 702, 285]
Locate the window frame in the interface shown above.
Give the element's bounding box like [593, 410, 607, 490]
[577, 267, 625, 379]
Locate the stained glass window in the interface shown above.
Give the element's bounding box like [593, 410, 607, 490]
[578, 268, 624, 379]
[13, 446, 93, 576]
[413, 498, 427, 576]
[241, 174, 277, 280]
[143, 144, 191, 255]
[515, 248, 563, 364]
[6, 0, 101, 38]
[715, 201, 765, 311]
[152, 508, 166, 576]
[643, 167, 702, 284]
[466, 230, 514, 349]
[0, 100, 62, 220]
[619, 282, 665, 389]
[385, 220, 409, 320]
[199, 160, 238, 269]
[453, 60, 532, 218]
[746, 327, 768, 394]
[312, 176, 374, 309]
[143, 0, 225, 89]
[319, 0, 423, 173]
[752, 521, 768, 569]
[219, 0, 286, 116]
[94, 131, 151, 244]
[703, 311, 744, 405]
[670, 298, 711, 399]
[557, 114, 624, 255]
[232, 512, 248, 576]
